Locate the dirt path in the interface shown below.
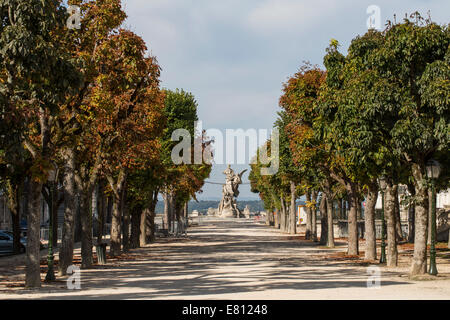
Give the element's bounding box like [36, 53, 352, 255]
[0, 217, 449, 299]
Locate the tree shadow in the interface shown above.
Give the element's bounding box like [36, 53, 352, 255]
[2, 219, 412, 299]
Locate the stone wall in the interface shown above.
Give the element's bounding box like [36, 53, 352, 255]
[315, 219, 410, 240]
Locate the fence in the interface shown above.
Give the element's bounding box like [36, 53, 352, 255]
[37, 216, 199, 242]
[155, 220, 188, 237]
[333, 220, 410, 239]
[39, 227, 63, 241]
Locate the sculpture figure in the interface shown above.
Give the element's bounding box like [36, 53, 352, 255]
[218, 165, 247, 218]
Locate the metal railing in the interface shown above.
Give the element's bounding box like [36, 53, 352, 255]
[155, 220, 188, 237]
[39, 227, 63, 241]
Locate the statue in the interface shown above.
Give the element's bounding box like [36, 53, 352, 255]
[243, 205, 251, 218]
[218, 165, 247, 218]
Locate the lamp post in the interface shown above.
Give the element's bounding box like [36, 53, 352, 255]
[378, 177, 387, 264]
[426, 159, 441, 276]
[45, 167, 57, 282]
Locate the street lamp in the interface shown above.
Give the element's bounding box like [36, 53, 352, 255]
[426, 159, 442, 276]
[45, 167, 57, 282]
[378, 176, 387, 264]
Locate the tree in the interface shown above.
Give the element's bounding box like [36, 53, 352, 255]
[0, 132, 32, 254]
[0, 0, 82, 287]
[275, 112, 300, 235]
[159, 89, 202, 230]
[92, 30, 165, 256]
[339, 16, 449, 273]
[54, 0, 128, 273]
[279, 63, 338, 245]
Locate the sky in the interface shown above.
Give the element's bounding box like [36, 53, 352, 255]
[122, 0, 450, 200]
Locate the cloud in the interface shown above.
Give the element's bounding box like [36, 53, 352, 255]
[120, 0, 450, 199]
[246, 0, 342, 34]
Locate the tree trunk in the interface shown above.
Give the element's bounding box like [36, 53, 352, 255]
[25, 179, 43, 287]
[122, 187, 130, 253]
[147, 191, 158, 243]
[407, 183, 415, 243]
[410, 163, 429, 275]
[147, 207, 156, 243]
[322, 179, 335, 248]
[169, 192, 176, 233]
[311, 191, 318, 242]
[312, 209, 318, 241]
[394, 185, 404, 242]
[448, 228, 450, 249]
[110, 194, 122, 256]
[75, 165, 99, 269]
[184, 202, 188, 230]
[92, 184, 98, 238]
[6, 180, 21, 254]
[347, 187, 359, 256]
[130, 206, 141, 249]
[176, 202, 183, 234]
[74, 193, 82, 243]
[326, 196, 335, 248]
[139, 208, 148, 247]
[283, 200, 288, 232]
[107, 195, 113, 224]
[286, 204, 290, 232]
[280, 196, 286, 233]
[52, 190, 60, 248]
[289, 182, 297, 235]
[408, 205, 415, 243]
[319, 196, 327, 245]
[364, 183, 378, 261]
[385, 183, 398, 267]
[344, 199, 348, 220]
[274, 209, 280, 229]
[80, 190, 93, 268]
[163, 192, 169, 230]
[97, 182, 106, 245]
[59, 148, 76, 276]
[357, 201, 362, 220]
[108, 171, 126, 257]
[305, 191, 312, 240]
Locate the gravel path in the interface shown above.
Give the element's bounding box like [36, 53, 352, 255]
[0, 217, 449, 299]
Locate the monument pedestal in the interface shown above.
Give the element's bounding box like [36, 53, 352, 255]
[220, 208, 238, 218]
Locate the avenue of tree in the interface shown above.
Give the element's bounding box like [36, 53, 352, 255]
[250, 14, 449, 276]
[0, 1, 449, 289]
[0, 0, 211, 287]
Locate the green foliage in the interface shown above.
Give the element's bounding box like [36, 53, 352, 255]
[160, 88, 199, 166]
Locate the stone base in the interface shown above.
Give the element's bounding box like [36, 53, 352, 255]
[220, 208, 237, 218]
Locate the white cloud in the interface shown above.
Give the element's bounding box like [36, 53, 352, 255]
[246, 0, 342, 34]
[120, 0, 450, 199]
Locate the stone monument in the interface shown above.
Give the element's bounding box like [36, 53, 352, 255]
[218, 165, 247, 218]
[243, 205, 251, 218]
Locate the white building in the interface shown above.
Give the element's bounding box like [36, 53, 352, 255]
[437, 190, 450, 209]
[375, 188, 450, 211]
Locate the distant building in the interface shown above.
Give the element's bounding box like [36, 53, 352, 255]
[190, 210, 199, 217]
[297, 205, 307, 225]
[375, 187, 450, 211]
[437, 190, 450, 209]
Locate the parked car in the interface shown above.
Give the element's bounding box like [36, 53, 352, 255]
[0, 230, 44, 255]
[0, 231, 26, 255]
